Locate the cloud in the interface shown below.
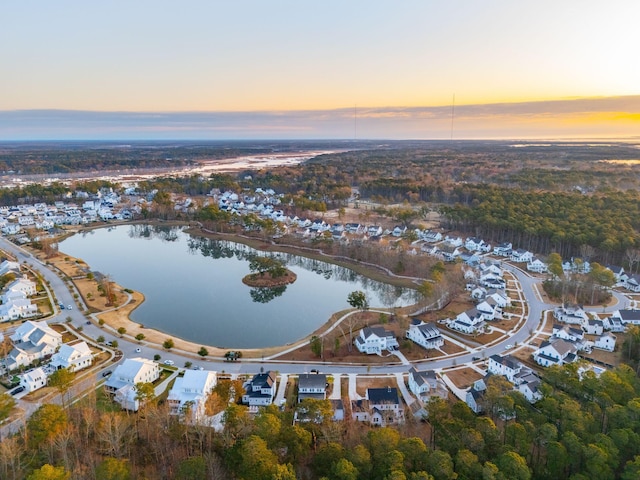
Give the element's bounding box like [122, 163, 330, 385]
[0, 96, 638, 140]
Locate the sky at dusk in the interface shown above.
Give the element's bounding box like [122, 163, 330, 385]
[2, 0, 639, 140]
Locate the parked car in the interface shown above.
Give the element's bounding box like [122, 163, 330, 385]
[67, 305, 72, 310]
[102, 370, 112, 377]
[163, 360, 174, 366]
[135, 348, 141, 353]
[10, 386, 24, 395]
[59, 304, 65, 310]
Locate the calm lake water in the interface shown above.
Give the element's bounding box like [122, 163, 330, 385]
[59, 225, 420, 348]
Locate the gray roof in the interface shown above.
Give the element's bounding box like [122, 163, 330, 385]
[409, 367, 436, 386]
[367, 387, 400, 405]
[298, 373, 327, 390]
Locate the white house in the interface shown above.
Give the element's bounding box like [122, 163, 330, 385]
[517, 375, 543, 403]
[408, 367, 447, 402]
[527, 257, 548, 273]
[242, 370, 277, 406]
[354, 326, 399, 355]
[594, 332, 616, 352]
[367, 387, 404, 426]
[406, 320, 444, 349]
[298, 373, 327, 402]
[20, 367, 48, 393]
[465, 237, 490, 252]
[5, 276, 36, 296]
[50, 341, 93, 372]
[552, 324, 584, 343]
[582, 318, 604, 336]
[509, 249, 533, 263]
[444, 236, 463, 247]
[6, 321, 62, 370]
[493, 242, 512, 256]
[533, 338, 579, 367]
[465, 379, 486, 414]
[424, 230, 442, 243]
[554, 305, 589, 325]
[0, 299, 38, 322]
[167, 370, 217, 422]
[611, 309, 640, 326]
[105, 358, 161, 411]
[487, 355, 522, 383]
[485, 290, 511, 308]
[450, 308, 485, 334]
[623, 274, 640, 293]
[0, 260, 20, 276]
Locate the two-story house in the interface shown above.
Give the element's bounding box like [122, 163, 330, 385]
[298, 373, 327, 402]
[242, 370, 278, 407]
[354, 326, 399, 355]
[406, 320, 444, 350]
[167, 370, 217, 423]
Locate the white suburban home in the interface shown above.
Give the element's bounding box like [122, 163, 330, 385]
[354, 326, 399, 355]
[509, 249, 533, 263]
[366, 387, 404, 426]
[20, 367, 48, 393]
[610, 309, 640, 327]
[623, 274, 640, 293]
[5, 276, 36, 296]
[298, 373, 327, 402]
[50, 341, 93, 372]
[450, 308, 486, 334]
[408, 367, 447, 402]
[0, 299, 38, 322]
[594, 332, 616, 352]
[552, 324, 584, 343]
[0, 260, 20, 276]
[465, 237, 491, 252]
[242, 370, 278, 407]
[554, 304, 589, 325]
[493, 242, 512, 256]
[582, 318, 604, 336]
[527, 257, 548, 273]
[105, 358, 161, 411]
[465, 379, 486, 414]
[533, 338, 579, 367]
[487, 355, 522, 383]
[167, 370, 217, 423]
[406, 320, 445, 349]
[517, 374, 543, 403]
[6, 321, 62, 370]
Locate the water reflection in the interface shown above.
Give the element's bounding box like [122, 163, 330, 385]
[60, 225, 422, 348]
[249, 285, 287, 303]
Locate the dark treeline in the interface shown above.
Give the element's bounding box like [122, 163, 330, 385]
[438, 185, 640, 262]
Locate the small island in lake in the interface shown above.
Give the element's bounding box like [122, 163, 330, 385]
[242, 256, 297, 287]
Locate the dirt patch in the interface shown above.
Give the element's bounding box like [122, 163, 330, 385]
[356, 375, 399, 397]
[444, 367, 483, 389]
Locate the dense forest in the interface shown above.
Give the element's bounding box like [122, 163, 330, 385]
[3, 141, 640, 263]
[5, 362, 640, 479]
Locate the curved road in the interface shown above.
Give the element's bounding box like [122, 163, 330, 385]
[0, 237, 628, 379]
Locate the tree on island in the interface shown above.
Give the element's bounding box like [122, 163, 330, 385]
[249, 256, 287, 279]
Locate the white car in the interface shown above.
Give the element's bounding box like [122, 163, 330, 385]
[163, 360, 174, 365]
[67, 305, 72, 310]
[505, 344, 513, 349]
[135, 348, 141, 353]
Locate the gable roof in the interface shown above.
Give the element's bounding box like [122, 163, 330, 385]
[367, 387, 400, 405]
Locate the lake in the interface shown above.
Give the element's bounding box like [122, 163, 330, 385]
[59, 225, 420, 348]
